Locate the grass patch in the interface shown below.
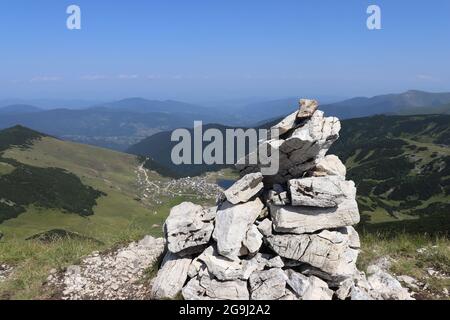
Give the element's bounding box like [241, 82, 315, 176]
[0, 237, 102, 300]
[359, 231, 450, 299]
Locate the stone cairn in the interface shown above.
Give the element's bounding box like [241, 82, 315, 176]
[150, 99, 412, 300]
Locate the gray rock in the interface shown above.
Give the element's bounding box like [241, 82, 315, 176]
[183, 275, 251, 301]
[266, 189, 291, 206]
[242, 225, 263, 254]
[165, 202, 214, 255]
[335, 278, 353, 300]
[197, 246, 259, 281]
[267, 229, 359, 280]
[256, 218, 273, 237]
[151, 252, 191, 299]
[187, 258, 204, 279]
[224, 173, 263, 205]
[271, 110, 299, 135]
[285, 269, 310, 296]
[397, 275, 420, 291]
[313, 155, 346, 178]
[213, 198, 264, 259]
[367, 265, 413, 300]
[182, 277, 211, 300]
[297, 99, 319, 119]
[200, 276, 250, 300]
[301, 276, 334, 300]
[249, 268, 288, 300]
[350, 286, 374, 300]
[288, 176, 356, 207]
[270, 197, 360, 234]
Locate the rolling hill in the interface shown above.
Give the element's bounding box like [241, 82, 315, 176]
[0, 125, 211, 243]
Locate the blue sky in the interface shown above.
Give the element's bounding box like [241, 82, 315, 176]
[0, 0, 449, 102]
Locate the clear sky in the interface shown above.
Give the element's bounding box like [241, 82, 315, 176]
[0, 0, 449, 102]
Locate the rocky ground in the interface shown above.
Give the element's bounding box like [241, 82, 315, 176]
[0, 264, 13, 283]
[46, 236, 165, 300]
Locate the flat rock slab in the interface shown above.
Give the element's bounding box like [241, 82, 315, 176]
[165, 202, 215, 255]
[224, 173, 263, 205]
[249, 268, 288, 300]
[151, 252, 192, 300]
[270, 197, 360, 234]
[288, 176, 355, 207]
[183, 275, 250, 300]
[313, 155, 346, 178]
[267, 228, 359, 280]
[213, 198, 264, 259]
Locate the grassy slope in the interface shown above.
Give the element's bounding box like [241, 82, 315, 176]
[358, 232, 450, 299]
[330, 114, 450, 231]
[0, 132, 217, 299]
[0, 137, 165, 242]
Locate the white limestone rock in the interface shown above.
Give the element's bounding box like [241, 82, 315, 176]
[288, 176, 356, 207]
[266, 186, 291, 206]
[367, 265, 414, 300]
[165, 202, 215, 255]
[182, 275, 250, 301]
[182, 277, 211, 300]
[256, 218, 273, 237]
[302, 276, 334, 300]
[270, 198, 360, 234]
[224, 173, 263, 205]
[213, 198, 264, 259]
[200, 276, 250, 300]
[242, 225, 263, 254]
[151, 252, 191, 299]
[197, 246, 259, 281]
[285, 269, 310, 297]
[313, 155, 346, 178]
[271, 110, 299, 135]
[267, 228, 359, 280]
[249, 268, 288, 300]
[298, 99, 319, 119]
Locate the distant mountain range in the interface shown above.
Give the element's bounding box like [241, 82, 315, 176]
[229, 90, 450, 123]
[1, 90, 450, 151]
[0, 104, 42, 115]
[95, 98, 216, 115]
[322, 90, 450, 119]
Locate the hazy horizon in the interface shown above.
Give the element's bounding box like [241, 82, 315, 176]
[1, 0, 449, 101]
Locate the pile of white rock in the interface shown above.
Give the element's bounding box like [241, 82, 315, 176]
[151, 99, 412, 300]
